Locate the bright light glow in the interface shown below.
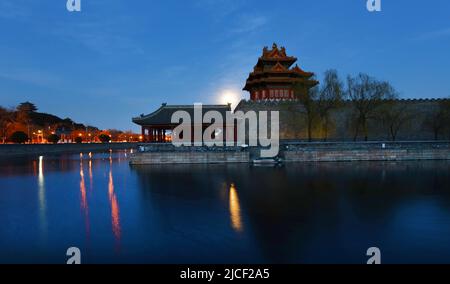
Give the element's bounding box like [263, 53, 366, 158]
[218, 89, 241, 109]
[38, 156, 44, 180]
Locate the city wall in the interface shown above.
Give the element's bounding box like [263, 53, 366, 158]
[235, 99, 450, 141]
[129, 142, 450, 164]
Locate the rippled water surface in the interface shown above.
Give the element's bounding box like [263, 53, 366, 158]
[1, 150, 450, 263]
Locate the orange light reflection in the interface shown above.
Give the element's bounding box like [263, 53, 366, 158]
[108, 161, 121, 247]
[229, 183, 243, 233]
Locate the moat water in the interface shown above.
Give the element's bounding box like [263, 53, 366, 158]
[1, 150, 450, 263]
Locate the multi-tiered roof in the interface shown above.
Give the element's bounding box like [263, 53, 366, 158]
[243, 43, 318, 101]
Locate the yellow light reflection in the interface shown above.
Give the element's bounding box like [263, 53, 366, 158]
[229, 183, 243, 233]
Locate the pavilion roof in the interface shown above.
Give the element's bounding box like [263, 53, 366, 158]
[132, 104, 231, 126]
[254, 43, 297, 68]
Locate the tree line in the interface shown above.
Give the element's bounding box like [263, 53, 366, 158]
[289, 70, 450, 142]
[0, 102, 139, 144]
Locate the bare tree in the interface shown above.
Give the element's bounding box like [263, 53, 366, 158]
[347, 74, 397, 141]
[444, 100, 450, 139]
[377, 101, 414, 141]
[317, 70, 344, 141]
[423, 100, 450, 140]
[295, 84, 319, 142]
[279, 101, 303, 139]
[0, 106, 14, 143]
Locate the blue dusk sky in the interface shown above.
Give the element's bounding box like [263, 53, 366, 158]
[0, 0, 449, 131]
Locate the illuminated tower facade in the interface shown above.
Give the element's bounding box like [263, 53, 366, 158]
[243, 43, 318, 101]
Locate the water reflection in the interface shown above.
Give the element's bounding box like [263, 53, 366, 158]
[229, 183, 243, 233]
[108, 158, 121, 246]
[88, 152, 93, 191]
[79, 157, 90, 240]
[2, 155, 450, 263]
[88, 159, 93, 191]
[37, 156, 47, 243]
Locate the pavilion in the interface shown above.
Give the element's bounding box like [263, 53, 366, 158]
[132, 103, 233, 143]
[243, 43, 318, 101]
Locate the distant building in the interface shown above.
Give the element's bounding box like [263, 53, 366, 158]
[243, 43, 318, 101]
[55, 127, 72, 143]
[132, 103, 234, 143]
